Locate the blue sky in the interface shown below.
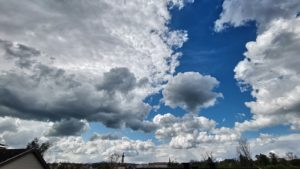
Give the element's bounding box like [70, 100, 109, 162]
[0, 0, 300, 163]
[166, 0, 255, 127]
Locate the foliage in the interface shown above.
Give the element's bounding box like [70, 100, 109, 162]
[255, 153, 270, 166]
[26, 137, 51, 157]
[236, 138, 253, 167]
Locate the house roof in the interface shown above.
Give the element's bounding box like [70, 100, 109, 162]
[0, 148, 50, 169]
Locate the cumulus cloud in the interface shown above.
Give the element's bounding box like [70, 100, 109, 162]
[43, 133, 300, 163]
[97, 67, 137, 93]
[0, 0, 188, 82]
[153, 113, 239, 149]
[89, 133, 120, 141]
[0, 117, 52, 148]
[216, 0, 300, 132]
[1, 115, 295, 164]
[0, 0, 189, 132]
[215, 0, 300, 32]
[47, 118, 89, 137]
[45, 136, 156, 163]
[250, 134, 300, 158]
[234, 18, 300, 131]
[162, 72, 222, 113]
[0, 41, 154, 132]
[0, 116, 18, 133]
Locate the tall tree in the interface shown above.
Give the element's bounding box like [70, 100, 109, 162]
[269, 152, 278, 165]
[26, 138, 51, 157]
[286, 152, 297, 160]
[236, 138, 252, 167]
[255, 153, 270, 166]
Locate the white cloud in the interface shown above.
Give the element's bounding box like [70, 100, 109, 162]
[162, 72, 222, 113]
[234, 18, 300, 131]
[153, 113, 239, 149]
[45, 135, 264, 163]
[0, 0, 187, 83]
[0, 0, 189, 132]
[0, 117, 52, 148]
[216, 0, 300, 132]
[45, 135, 156, 163]
[215, 0, 300, 32]
[250, 134, 300, 158]
[1, 116, 298, 163]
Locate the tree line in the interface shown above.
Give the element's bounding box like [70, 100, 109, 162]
[26, 138, 300, 169]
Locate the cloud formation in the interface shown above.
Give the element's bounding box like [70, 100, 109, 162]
[47, 118, 89, 137]
[43, 132, 300, 163]
[162, 72, 222, 113]
[215, 0, 300, 32]
[46, 135, 156, 163]
[216, 0, 300, 131]
[0, 0, 187, 82]
[153, 113, 239, 149]
[1, 117, 299, 163]
[234, 18, 300, 131]
[0, 117, 52, 148]
[89, 133, 120, 141]
[0, 0, 188, 132]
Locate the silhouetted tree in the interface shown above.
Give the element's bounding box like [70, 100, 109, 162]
[255, 153, 270, 166]
[286, 152, 298, 160]
[237, 138, 253, 167]
[203, 152, 216, 169]
[109, 153, 120, 169]
[26, 138, 51, 157]
[269, 152, 278, 165]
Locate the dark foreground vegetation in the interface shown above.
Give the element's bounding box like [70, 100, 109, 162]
[48, 139, 300, 169]
[48, 152, 300, 169]
[24, 138, 300, 169]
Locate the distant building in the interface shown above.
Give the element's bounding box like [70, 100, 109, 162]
[136, 162, 170, 169]
[0, 148, 50, 169]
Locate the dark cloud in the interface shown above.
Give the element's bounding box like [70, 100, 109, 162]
[89, 133, 120, 141]
[125, 120, 158, 133]
[0, 39, 39, 69]
[47, 118, 88, 137]
[0, 40, 155, 133]
[97, 67, 137, 93]
[0, 0, 190, 136]
[162, 72, 222, 113]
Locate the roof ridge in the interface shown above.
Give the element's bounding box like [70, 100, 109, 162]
[0, 148, 33, 165]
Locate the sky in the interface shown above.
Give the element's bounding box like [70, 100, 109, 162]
[0, 0, 300, 163]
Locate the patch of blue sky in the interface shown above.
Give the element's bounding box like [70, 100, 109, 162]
[167, 0, 257, 128]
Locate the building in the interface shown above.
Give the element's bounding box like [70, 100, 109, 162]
[136, 162, 170, 169]
[0, 148, 50, 169]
